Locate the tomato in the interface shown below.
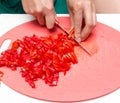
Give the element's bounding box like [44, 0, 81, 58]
[0, 33, 78, 88]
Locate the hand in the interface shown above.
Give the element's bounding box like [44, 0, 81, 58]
[21, 0, 56, 29]
[66, 0, 96, 42]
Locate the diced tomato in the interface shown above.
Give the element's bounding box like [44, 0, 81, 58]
[0, 33, 78, 88]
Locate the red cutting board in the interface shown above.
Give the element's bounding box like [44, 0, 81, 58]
[0, 17, 120, 102]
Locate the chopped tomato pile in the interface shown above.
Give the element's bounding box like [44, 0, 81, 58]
[0, 33, 78, 88]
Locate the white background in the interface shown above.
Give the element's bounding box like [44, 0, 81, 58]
[0, 14, 120, 103]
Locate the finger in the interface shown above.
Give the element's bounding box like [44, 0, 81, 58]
[67, 7, 74, 28]
[74, 8, 83, 42]
[45, 10, 56, 29]
[80, 24, 93, 41]
[36, 14, 45, 26]
[81, 3, 95, 41]
[67, 7, 75, 37]
[92, 3, 97, 26]
[66, 0, 74, 28]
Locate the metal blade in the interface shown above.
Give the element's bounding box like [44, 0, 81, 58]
[55, 21, 91, 56]
[55, 21, 70, 35]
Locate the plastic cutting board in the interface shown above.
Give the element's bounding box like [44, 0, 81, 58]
[0, 17, 120, 102]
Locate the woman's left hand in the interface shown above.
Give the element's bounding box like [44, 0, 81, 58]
[66, 0, 96, 42]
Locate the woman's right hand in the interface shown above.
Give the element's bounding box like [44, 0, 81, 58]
[21, 0, 56, 29]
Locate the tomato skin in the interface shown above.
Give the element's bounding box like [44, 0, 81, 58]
[0, 33, 78, 88]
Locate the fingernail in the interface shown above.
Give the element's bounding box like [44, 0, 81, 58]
[79, 38, 82, 43]
[75, 37, 81, 44]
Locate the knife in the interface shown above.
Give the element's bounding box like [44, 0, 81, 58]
[55, 21, 91, 56]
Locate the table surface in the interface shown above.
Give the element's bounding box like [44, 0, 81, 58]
[0, 14, 120, 103]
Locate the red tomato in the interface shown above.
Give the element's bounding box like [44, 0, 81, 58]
[0, 33, 78, 88]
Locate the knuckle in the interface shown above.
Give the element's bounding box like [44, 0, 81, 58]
[25, 9, 33, 14]
[24, 8, 43, 14]
[73, 2, 83, 11]
[87, 21, 96, 28]
[86, 0, 92, 6]
[48, 4, 54, 10]
[46, 5, 54, 14]
[34, 7, 43, 13]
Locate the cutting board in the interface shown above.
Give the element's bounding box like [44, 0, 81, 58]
[0, 17, 120, 102]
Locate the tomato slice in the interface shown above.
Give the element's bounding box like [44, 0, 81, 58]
[0, 33, 78, 88]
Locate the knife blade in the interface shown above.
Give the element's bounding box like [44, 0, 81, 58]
[55, 21, 91, 56]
